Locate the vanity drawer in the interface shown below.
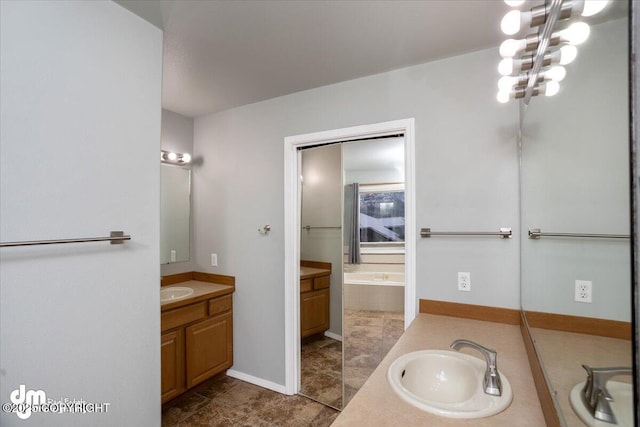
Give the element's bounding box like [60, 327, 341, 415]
[162, 302, 206, 331]
[314, 275, 330, 290]
[300, 279, 313, 293]
[209, 295, 232, 316]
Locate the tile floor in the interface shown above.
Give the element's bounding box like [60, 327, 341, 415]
[300, 336, 343, 408]
[163, 309, 403, 426]
[343, 309, 404, 405]
[162, 375, 339, 427]
[299, 309, 404, 408]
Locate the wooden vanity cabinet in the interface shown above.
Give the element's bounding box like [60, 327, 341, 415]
[161, 329, 185, 402]
[300, 273, 330, 338]
[185, 310, 233, 388]
[161, 292, 233, 403]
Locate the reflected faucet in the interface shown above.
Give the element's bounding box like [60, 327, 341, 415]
[450, 339, 502, 396]
[581, 365, 632, 424]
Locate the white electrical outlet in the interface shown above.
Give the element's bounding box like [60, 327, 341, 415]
[211, 253, 218, 267]
[458, 272, 471, 292]
[170, 250, 176, 262]
[574, 280, 592, 303]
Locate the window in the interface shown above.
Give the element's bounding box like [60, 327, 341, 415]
[359, 184, 405, 249]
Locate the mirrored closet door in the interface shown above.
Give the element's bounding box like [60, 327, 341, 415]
[298, 136, 406, 409]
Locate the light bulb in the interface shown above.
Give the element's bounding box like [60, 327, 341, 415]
[498, 58, 515, 76]
[544, 65, 567, 82]
[559, 45, 578, 65]
[543, 81, 560, 97]
[504, 0, 525, 6]
[497, 90, 511, 104]
[181, 153, 191, 163]
[501, 10, 522, 35]
[499, 38, 527, 58]
[498, 76, 519, 91]
[167, 152, 178, 161]
[559, 22, 590, 45]
[581, 0, 609, 17]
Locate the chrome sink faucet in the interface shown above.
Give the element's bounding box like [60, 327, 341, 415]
[581, 365, 632, 424]
[450, 339, 502, 396]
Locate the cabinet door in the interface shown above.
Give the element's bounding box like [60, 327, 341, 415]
[185, 312, 233, 388]
[161, 329, 184, 403]
[300, 288, 330, 338]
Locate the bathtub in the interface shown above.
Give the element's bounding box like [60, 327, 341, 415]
[343, 271, 404, 311]
[343, 271, 404, 287]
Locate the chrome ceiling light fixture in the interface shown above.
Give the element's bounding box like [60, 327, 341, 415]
[496, 0, 611, 104]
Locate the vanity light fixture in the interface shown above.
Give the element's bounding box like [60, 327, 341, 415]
[499, 22, 590, 58]
[500, 0, 609, 35]
[496, 0, 609, 105]
[497, 81, 560, 103]
[498, 65, 566, 91]
[498, 45, 577, 76]
[161, 150, 191, 165]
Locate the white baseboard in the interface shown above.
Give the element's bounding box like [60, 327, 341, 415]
[226, 369, 291, 395]
[324, 331, 342, 341]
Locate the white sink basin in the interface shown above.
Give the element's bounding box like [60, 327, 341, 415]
[161, 286, 194, 302]
[569, 381, 633, 427]
[387, 350, 513, 419]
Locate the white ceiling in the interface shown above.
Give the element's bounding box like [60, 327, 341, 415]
[117, 0, 511, 118]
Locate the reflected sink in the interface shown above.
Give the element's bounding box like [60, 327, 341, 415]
[160, 286, 194, 302]
[570, 381, 633, 427]
[387, 350, 513, 419]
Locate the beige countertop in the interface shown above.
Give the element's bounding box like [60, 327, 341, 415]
[333, 313, 545, 426]
[530, 327, 632, 427]
[300, 266, 331, 280]
[160, 280, 234, 312]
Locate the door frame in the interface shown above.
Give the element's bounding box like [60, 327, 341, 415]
[283, 118, 416, 395]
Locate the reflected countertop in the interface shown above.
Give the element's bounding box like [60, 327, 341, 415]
[300, 267, 331, 280]
[161, 280, 234, 312]
[333, 313, 545, 426]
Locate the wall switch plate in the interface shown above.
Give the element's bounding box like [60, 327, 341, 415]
[458, 272, 471, 292]
[211, 253, 218, 267]
[575, 280, 592, 303]
[170, 250, 176, 262]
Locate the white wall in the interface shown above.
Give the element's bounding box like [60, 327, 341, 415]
[192, 44, 519, 386]
[521, 19, 630, 321]
[161, 109, 195, 276]
[300, 145, 343, 337]
[161, 109, 194, 155]
[0, 2, 162, 426]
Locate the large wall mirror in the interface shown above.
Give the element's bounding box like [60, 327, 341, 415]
[298, 136, 406, 410]
[519, 4, 633, 426]
[160, 164, 191, 264]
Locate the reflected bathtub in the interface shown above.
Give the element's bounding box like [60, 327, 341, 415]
[343, 271, 404, 311]
[343, 271, 404, 287]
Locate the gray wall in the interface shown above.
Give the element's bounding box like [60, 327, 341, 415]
[521, 18, 630, 321]
[192, 44, 519, 386]
[161, 109, 195, 276]
[0, 2, 162, 426]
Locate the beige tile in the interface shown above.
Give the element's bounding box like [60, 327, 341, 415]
[162, 392, 210, 427]
[177, 401, 251, 427]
